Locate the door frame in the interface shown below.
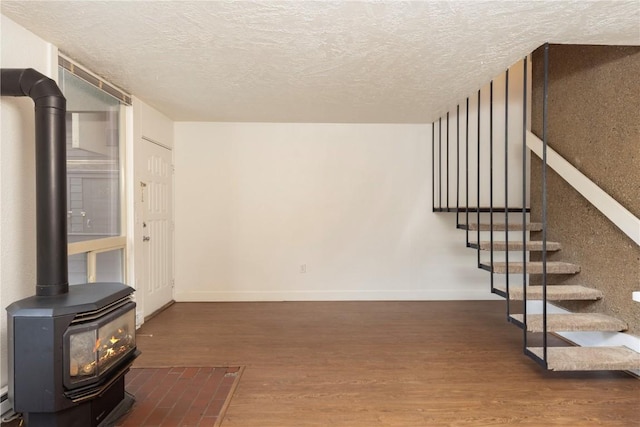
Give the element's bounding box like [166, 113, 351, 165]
[132, 134, 175, 325]
[128, 100, 176, 327]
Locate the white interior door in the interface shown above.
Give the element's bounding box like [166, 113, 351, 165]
[140, 138, 173, 316]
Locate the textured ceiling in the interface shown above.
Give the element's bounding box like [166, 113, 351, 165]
[2, 1, 639, 123]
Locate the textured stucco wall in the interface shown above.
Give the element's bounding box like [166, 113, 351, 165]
[530, 44, 640, 335]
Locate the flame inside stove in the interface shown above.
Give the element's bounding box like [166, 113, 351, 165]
[69, 309, 136, 382]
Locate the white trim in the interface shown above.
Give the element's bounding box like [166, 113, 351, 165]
[67, 236, 126, 256]
[633, 292, 640, 302]
[119, 104, 128, 281]
[58, 53, 131, 104]
[47, 43, 58, 81]
[175, 290, 502, 302]
[87, 251, 97, 282]
[527, 131, 640, 246]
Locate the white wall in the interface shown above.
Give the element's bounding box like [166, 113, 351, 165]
[174, 122, 498, 301]
[134, 97, 174, 150]
[0, 15, 58, 391]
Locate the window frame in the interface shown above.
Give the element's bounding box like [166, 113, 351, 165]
[60, 55, 131, 284]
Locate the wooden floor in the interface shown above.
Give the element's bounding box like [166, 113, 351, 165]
[135, 301, 639, 426]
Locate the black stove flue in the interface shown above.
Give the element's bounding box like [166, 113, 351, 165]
[2, 68, 138, 426]
[1, 68, 69, 297]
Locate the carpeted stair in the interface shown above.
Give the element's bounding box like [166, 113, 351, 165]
[463, 222, 543, 231]
[483, 261, 581, 274]
[471, 240, 561, 251]
[493, 284, 602, 301]
[510, 313, 628, 332]
[461, 216, 640, 371]
[527, 347, 640, 371]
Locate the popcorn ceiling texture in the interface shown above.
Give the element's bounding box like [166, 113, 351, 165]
[1, 1, 639, 123]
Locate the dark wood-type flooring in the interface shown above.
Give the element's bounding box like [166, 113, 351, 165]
[134, 301, 639, 427]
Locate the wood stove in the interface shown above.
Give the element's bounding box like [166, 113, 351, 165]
[7, 284, 139, 427]
[2, 68, 139, 426]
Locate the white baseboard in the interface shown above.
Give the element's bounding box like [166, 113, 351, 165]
[174, 289, 502, 302]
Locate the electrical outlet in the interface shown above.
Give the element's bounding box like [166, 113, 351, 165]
[300, 264, 307, 273]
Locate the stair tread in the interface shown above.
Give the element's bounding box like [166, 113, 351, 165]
[471, 241, 561, 251]
[465, 222, 543, 231]
[494, 284, 602, 301]
[511, 313, 627, 332]
[527, 346, 640, 371]
[485, 261, 581, 274]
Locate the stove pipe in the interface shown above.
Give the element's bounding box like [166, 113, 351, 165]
[1, 68, 68, 296]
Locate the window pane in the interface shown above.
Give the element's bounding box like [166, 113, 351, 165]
[59, 68, 121, 245]
[69, 253, 88, 285]
[95, 249, 124, 283]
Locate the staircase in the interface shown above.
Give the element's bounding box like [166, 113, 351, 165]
[431, 47, 640, 372]
[465, 220, 639, 371]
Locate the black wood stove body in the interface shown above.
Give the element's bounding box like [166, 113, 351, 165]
[2, 68, 139, 426]
[7, 284, 138, 427]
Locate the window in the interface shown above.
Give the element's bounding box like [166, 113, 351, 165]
[58, 58, 130, 284]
